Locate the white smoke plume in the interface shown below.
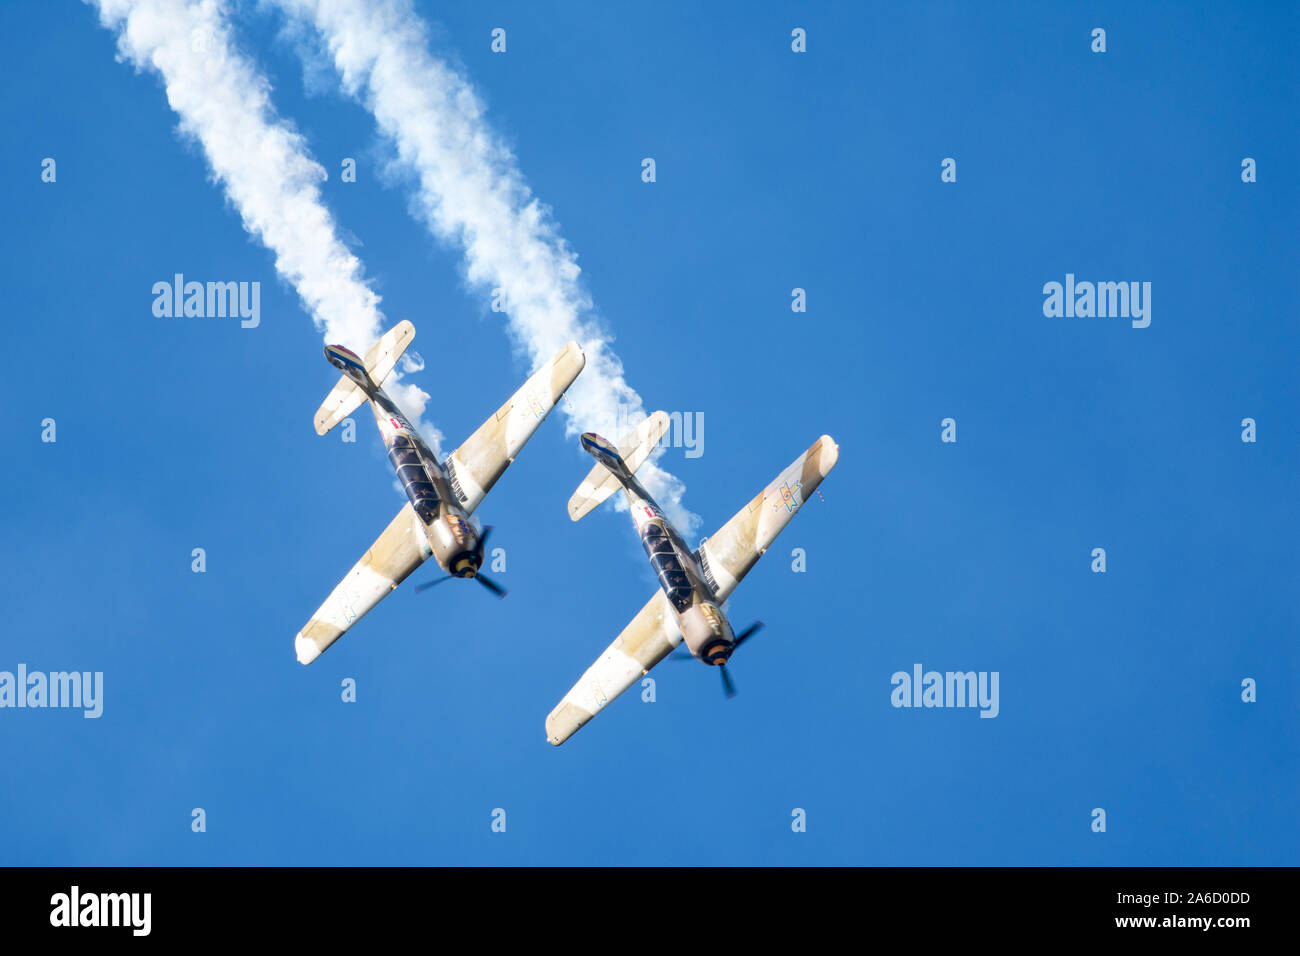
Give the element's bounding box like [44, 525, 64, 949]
[86, 0, 440, 450]
[276, 0, 700, 535]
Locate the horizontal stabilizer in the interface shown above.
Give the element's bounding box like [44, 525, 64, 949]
[314, 320, 416, 435]
[568, 410, 670, 522]
[314, 375, 368, 437]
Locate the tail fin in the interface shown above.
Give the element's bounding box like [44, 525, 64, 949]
[578, 431, 628, 477]
[569, 410, 670, 521]
[314, 320, 415, 435]
[324, 344, 376, 392]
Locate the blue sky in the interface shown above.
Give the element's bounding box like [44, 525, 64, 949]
[1, 0, 1296, 865]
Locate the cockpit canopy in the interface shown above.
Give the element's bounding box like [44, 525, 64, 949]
[641, 523, 693, 612]
[387, 435, 439, 523]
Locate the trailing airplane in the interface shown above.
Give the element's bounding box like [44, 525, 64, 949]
[546, 413, 839, 744]
[294, 321, 585, 665]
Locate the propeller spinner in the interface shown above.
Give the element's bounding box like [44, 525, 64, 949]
[670, 620, 764, 698]
[414, 525, 507, 599]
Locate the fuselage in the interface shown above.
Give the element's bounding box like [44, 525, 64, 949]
[618, 473, 737, 665]
[324, 341, 485, 578]
[367, 385, 483, 578]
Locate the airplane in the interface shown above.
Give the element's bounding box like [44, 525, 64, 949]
[545, 412, 839, 744]
[293, 320, 585, 665]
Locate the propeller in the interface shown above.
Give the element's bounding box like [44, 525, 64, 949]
[716, 622, 762, 698]
[469, 526, 507, 598]
[719, 664, 737, 698]
[473, 573, 507, 599]
[414, 575, 453, 594]
[733, 621, 764, 649]
[668, 620, 765, 698]
[413, 524, 507, 598]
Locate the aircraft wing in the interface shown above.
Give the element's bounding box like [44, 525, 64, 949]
[696, 435, 839, 603]
[444, 341, 585, 516]
[545, 590, 681, 745]
[294, 502, 433, 665]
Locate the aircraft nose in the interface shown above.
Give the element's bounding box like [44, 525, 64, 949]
[703, 643, 731, 666]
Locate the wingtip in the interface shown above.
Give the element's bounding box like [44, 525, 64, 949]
[295, 633, 321, 666]
[545, 702, 592, 746]
[817, 434, 840, 475]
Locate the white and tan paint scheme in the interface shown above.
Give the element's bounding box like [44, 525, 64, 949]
[294, 321, 585, 665]
[546, 421, 839, 744]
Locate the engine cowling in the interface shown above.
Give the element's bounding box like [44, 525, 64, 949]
[426, 513, 480, 577]
[679, 601, 735, 665]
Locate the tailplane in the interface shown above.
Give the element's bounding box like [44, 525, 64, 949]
[313, 320, 416, 435]
[569, 410, 670, 521]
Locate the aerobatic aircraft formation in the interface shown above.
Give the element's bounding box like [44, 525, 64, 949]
[294, 321, 838, 744]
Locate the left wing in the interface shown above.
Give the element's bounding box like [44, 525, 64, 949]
[545, 590, 681, 745]
[444, 341, 585, 515]
[295, 502, 432, 665]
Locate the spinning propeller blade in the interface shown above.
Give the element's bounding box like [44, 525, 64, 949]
[733, 621, 764, 649]
[720, 665, 737, 698]
[415, 526, 506, 598]
[668, 621, 766, 697]
[475, 573, 507, 599]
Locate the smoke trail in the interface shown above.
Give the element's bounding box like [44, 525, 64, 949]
[86, 0, 439, 448]
[276, 0, 699, 535]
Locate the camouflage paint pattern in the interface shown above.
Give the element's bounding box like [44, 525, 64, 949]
[545, 433, 839, 744]
[295, 328, 585, 665]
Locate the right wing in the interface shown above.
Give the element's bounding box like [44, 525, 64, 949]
[697, 435, 839, 603]
[444, 341, 585, 515]
[294, 502, 433, 665]
[545, 590, 681, 745]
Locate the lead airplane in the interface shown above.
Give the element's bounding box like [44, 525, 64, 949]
[546, 413, 839, 744]
[294, 321, 585, 665]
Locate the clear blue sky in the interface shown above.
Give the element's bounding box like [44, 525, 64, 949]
[1, 1, 1296, 865]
